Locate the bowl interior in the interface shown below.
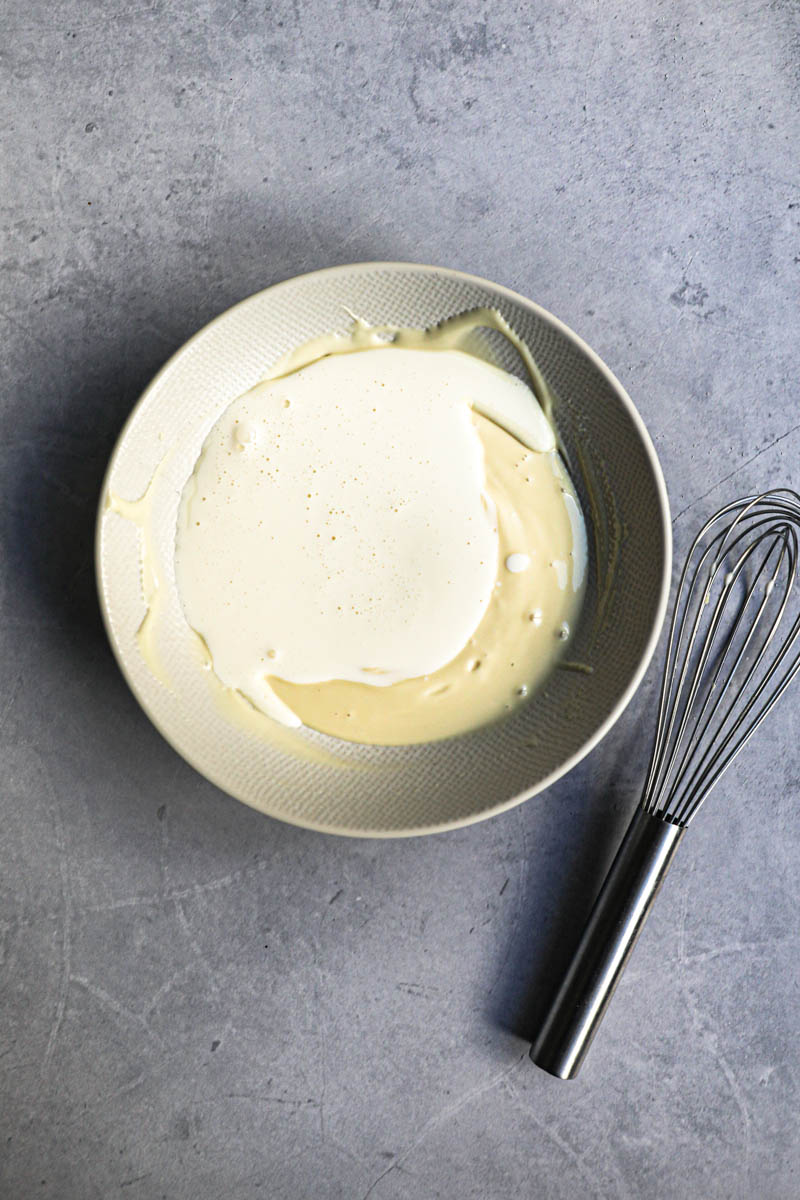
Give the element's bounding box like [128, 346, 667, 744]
[97, 263, 670, 836]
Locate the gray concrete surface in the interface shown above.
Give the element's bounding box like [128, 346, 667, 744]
[2, 1, 800, 1196]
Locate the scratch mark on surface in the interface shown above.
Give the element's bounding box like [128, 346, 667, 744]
[0, 673, 22, 735]
[218, 3, 248, 35]
[226, 1092, 320, 1109]
[604, 1153, 636, 1200]
[337, 194, 396, 251]
[581, 0, 601, 105]
[175, 896, 217, 988]
[486, 806, 527, 996]
[143, 962, 196, 1017]
[70, 976, 163, 1044]
[313, 947, 329, 1145]
[0, 308, 63, 364]
[672, 423, 800, 525]
[5, 5, 161, 34]
[358, 1053, 526, 1200]
[396, 981, 440, 998]
[555, 0, 600, 193]
[111, 1071, 147, 1101]
[503, 1078, 611, 1199]
[68, 851, 276, 919]
[201, 82, 246, 243]
[48, 1069, 152, 1139]
[360, 1162, 396, 1200]
[679, 980, 752, 1183]
[684, 937, 793, 966]
[40, 758, 72, 1075]
[157, 798, 235, 1046]
[717, 1049, 753, 1184]
[676, 876, 689, 970]
[364, 0, 420, 110]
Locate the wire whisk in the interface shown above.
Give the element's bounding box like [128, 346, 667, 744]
[531, 490, 800, 1079]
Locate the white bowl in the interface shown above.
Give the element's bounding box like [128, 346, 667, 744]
[96, 263, 671, 836]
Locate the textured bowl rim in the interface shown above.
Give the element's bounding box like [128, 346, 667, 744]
[96, 261, 672, 838]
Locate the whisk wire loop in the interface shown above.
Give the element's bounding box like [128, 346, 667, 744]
[671, 529, 797, 822]
[643, 490, 800, 826]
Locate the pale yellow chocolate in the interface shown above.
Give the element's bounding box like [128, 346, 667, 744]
[268, 413, 584, 744]
[263, 307, 557, 447]
[107, 308, 587, 750]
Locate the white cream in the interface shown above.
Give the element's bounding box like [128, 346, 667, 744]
[563, 491, 588, 591]
[505, 552, 531, 573]
[162, 309, 591, 745]
[174, 348, 542, 722]
[104, 307, 590, 749]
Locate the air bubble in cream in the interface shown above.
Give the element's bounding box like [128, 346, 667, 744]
[505, 553, 531, 573]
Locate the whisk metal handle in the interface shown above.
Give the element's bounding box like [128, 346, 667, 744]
[530, 807, 685, 1079]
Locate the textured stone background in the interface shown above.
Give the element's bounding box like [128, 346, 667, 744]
[2, 1, 799, 1196]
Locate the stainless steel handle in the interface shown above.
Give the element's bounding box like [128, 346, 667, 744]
[530, 806, 685, 1079]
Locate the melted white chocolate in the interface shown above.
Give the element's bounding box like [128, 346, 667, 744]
[269, 413, 586, 743]
[106, 308, 588, 748]
[174, 325, 586, 744]
[175, 350, 510, 724]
